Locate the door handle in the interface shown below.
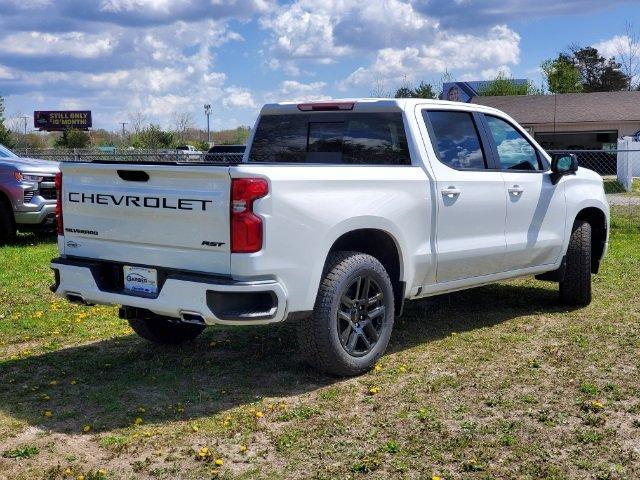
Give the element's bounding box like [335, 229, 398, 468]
[508, 185, 524, 196]
[441, 186, 461, 198]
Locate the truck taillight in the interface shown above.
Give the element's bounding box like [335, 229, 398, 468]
[230, 178, 268, 253]
[55, 172, 63, 235]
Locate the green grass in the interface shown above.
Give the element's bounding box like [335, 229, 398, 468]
[0, 220, 639, 479]
[603, 178, 640, 196]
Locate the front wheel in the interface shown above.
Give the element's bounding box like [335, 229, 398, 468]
[0, 200, 16, 245]
[128, 317, 205, 345]
[559, 220, 592, 306]
[297, 251, 395, 376]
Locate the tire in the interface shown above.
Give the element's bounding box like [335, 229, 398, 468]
[297, 251, 395, 376]
[128, 317, 205, 345]
[559, 220, 592, 306]
[0, 199, 16, 245]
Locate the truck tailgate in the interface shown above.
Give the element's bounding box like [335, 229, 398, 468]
[60, 163, 231, 274]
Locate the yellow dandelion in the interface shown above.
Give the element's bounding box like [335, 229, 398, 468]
[41, 394, 50, 401]
[591, 400, 604, 411]
[255, 411, 264, 418]
[239, 445, 247, 453]
[134, 417, 144, 425]
[43, 410, 53, 417]
[138, 406, 146, 413]
[49, 380, 58, 385]
[369, 386, 380, 395]
[77, 475, 85, 480]
[82, 424, 91, 433]
[374, 363, 382, 372]
[432, 476, 441, 480]
[191, 424, 199, 432]
[144, 431, 152, 437]
[63, 466, 73, 476]
[199, 447, 209, 455]
[214, 458, 224, 466]
[98, 469, 107, 475]
[70, 379, 77, 385]
[398, 364, 407, 373]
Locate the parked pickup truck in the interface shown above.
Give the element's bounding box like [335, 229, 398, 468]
[0, 143, 59, 243]
[51, 99, 609, 376]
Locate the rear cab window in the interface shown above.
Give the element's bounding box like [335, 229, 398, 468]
[248, 112, 411, 165]
[423, 110, 488, 170]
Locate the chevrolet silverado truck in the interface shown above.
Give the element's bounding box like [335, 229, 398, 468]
[50, 99, 609, 376]
[0, 143, 59, 243]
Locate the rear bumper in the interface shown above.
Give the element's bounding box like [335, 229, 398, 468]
[50, 257, 288, 325]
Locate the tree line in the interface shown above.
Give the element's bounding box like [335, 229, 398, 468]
[0, 104, 251, 150]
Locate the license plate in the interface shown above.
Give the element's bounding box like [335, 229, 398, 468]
[123, 266, 158, 294]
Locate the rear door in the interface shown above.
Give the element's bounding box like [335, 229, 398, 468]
[482, 114, 566, 270]
[60, 162, 231, 274]
[421, 109, 507, 283]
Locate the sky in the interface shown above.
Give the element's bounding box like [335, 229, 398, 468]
[0, 0, 639, 133]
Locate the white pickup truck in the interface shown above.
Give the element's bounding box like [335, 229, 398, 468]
[51, 99, 609, 376]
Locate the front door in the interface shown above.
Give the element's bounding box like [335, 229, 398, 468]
[482, 114, 566, 271]
[421, 109, 507, 283]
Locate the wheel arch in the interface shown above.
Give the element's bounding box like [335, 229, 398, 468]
[326, 228, 405, 316]
[574, 206, 607, 273]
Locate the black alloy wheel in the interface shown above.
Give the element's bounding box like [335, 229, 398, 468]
[337, 275, 386, 357]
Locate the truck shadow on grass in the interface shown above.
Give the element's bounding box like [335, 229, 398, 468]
[0, 282, 574, 434]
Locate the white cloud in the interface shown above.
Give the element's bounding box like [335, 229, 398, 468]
[222, 87, 257, 109]
[275, 80, 329, 102]
[2, 31, 118, 58]
[340, 25, 520, 88]
[0, 65, 15, 80]
[593, 35, 628, 59]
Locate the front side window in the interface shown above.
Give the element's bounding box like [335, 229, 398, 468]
[424, 111, 487, 170]
[248, 112, 410, 165]
[485, 115, 541, 171]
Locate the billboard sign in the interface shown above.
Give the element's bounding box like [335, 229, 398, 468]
[34, 111, 92, 131]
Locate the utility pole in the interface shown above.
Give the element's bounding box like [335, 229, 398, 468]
[20, 116, 28, 147]
[120, 122, 128, 138]
[204, 104, 211, 145]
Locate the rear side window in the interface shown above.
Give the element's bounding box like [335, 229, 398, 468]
[248, 113, 411, 165]
[424, 111, 487, 170]
[485, 115, 542, 171]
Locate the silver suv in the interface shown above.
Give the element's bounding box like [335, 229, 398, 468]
[0, 144, 59, 243]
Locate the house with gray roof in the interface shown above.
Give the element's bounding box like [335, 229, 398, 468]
[471, 91, 640, 150]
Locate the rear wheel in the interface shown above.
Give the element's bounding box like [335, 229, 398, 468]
[128, 317, 205, 345]
[0, 200, 16, 245]
[297, 251, 395, 376]
[559, 220, 592, 306]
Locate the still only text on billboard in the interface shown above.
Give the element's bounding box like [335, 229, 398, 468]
[34, 111, 92, 131]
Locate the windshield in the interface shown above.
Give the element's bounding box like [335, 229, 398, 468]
[0, 144, 17, 158]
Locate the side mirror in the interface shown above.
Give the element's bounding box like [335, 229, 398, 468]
[550, 153, 578, 183]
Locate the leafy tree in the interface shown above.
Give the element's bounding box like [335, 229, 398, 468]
[541, 55, 583, 93]
[477, 73, 541, 96]
[0, 95, 14, 148]
[394, 81, 437, 99]
[130, 124, 174, 149]
[544, 46, 629, 93]
[54, 128, 90, 149]
[571, 46, 629, 92]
